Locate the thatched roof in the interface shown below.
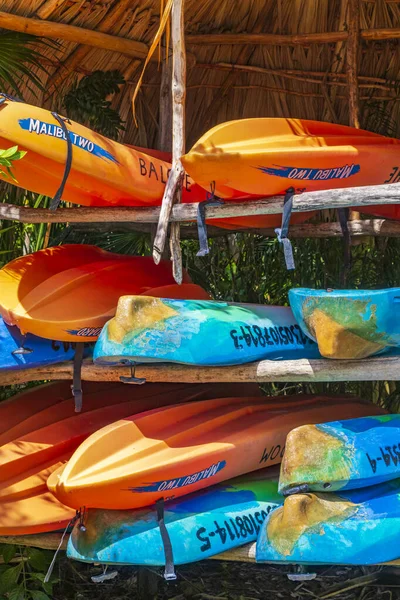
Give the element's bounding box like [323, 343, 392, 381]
[2, 0, 400, 149]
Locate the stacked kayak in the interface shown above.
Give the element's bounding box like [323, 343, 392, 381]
[289, 287, 400, 359]
[0, 244, 208, 343]
[94, 296, 321, 367]
[256, 480, 400, 565]
[279, 414, 400, 495]
[0, 380, 259, 535]
[67, 469, 282, 566]
[48, 394, 383, 511]
[181, 118, 400, 222]
[0, 98, 313, 230]
[256, 413, 400, 565]
[0, 315, 92, 371]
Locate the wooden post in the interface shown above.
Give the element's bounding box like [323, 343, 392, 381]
[157, 57, 173, 153]
[346, 0, 361, 128]
[153, 0, 186, 283]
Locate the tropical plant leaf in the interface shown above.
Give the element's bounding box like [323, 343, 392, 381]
[63, 70, 125, 139]
[0, 32, 58, 96]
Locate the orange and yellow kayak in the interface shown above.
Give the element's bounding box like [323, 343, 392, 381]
[49, 394, 384, 511]
[0, 244, 209, 342]
[0, 380, 259, 535]
[181, 118, 400, 220]
[0, 98, 314, 229]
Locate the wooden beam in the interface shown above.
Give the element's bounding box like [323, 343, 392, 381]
[1, 182, 400, 224]
[0, 11, 149, 60]
[186, 28, 400, 46]
[346, 0, 361, 128]
[2, 355, 400, 386]
[153, 0, 186, 283]
[70, 219, 400, 239]
[1, 534, 399, 568]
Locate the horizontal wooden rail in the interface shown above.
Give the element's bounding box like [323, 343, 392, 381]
[72, 219, 400, 238]
[2, 355, 400, 386]
[1, 182, 400, 224]
[0, 534, 399, 567]
[186, 28, 400, 45]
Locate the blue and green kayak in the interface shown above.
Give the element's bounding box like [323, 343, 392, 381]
[94, 296, 319, 366]
[256, 479, 400, 565]
[0, 315, 92, 371]
[289, 287, 400, 359]
[67, 470, 281, 566]
[279, 414, 400, 495]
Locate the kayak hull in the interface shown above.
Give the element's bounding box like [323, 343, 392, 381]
[49, 395, 384, 511]
[94, 297, 320, 366]
[0, 244, 207, 342]
[279, 414, 400, 494]
[181, 119, 400, 204]
[67, 471, 282, 565]
[0, 380, 258, 535]
[289, 287, 400, 359]
[0, 316, 92, 370]
[256, 480, 400, 565]
[0, 99, 315, 230]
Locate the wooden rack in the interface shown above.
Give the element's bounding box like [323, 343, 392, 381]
[1, 181, 400, 225]
[2, 355, 400, 386]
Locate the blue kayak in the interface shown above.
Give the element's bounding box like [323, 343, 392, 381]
[256, 479, 400, 565]
[94, 297, 320, 366]
[289, 287, 400, 359]
[279, 414, 400, 495]
[67, 470, 282, 566]
[0, 316, 92, 371]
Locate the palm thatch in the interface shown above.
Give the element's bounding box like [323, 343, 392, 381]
[1, 0, 399, 150]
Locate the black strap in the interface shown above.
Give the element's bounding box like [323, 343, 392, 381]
[71, 342, 84, 413]
[50, 112, 73, 211]
[196, 183, 224, 257]
[275, 187, 295, 270]
[338, 207, 351, 287]
[156, 498, 176, 581]
[0, 93, 23, 106]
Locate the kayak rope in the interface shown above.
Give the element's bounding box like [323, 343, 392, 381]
[337, 207, 351, 286]
[119, 360, 147, 385]
[71, 342, 84, 412]
[49, 112, 73, 211]
[156, 498, 176, 580]
[44, 511, 80, 583]
[196, 182, 224, 257]
[275, 187, 295, 270]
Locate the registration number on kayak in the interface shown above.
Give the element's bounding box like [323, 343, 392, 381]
[230, 324, 313, 350]
[196, 506, 275, 553]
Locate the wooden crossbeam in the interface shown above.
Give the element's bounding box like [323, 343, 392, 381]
[1, 182, 400, 224]
[186, 28, 400, 45]
[2, 355, 400, 386]
[0, 11, 148, 60]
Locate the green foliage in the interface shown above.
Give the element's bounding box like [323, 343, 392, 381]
[63, 70, 126, 139]
[0, 146, 26, 182]
[0, 32, 56, 96]
[0, 545, 57, 600]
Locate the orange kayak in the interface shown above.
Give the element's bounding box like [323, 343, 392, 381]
[181, 119, 400, 219]
[49, 395, 384, 511]
[0, 98, 313, 230]
[0, 244, 209, 342]
[0, 380, 259, 535]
